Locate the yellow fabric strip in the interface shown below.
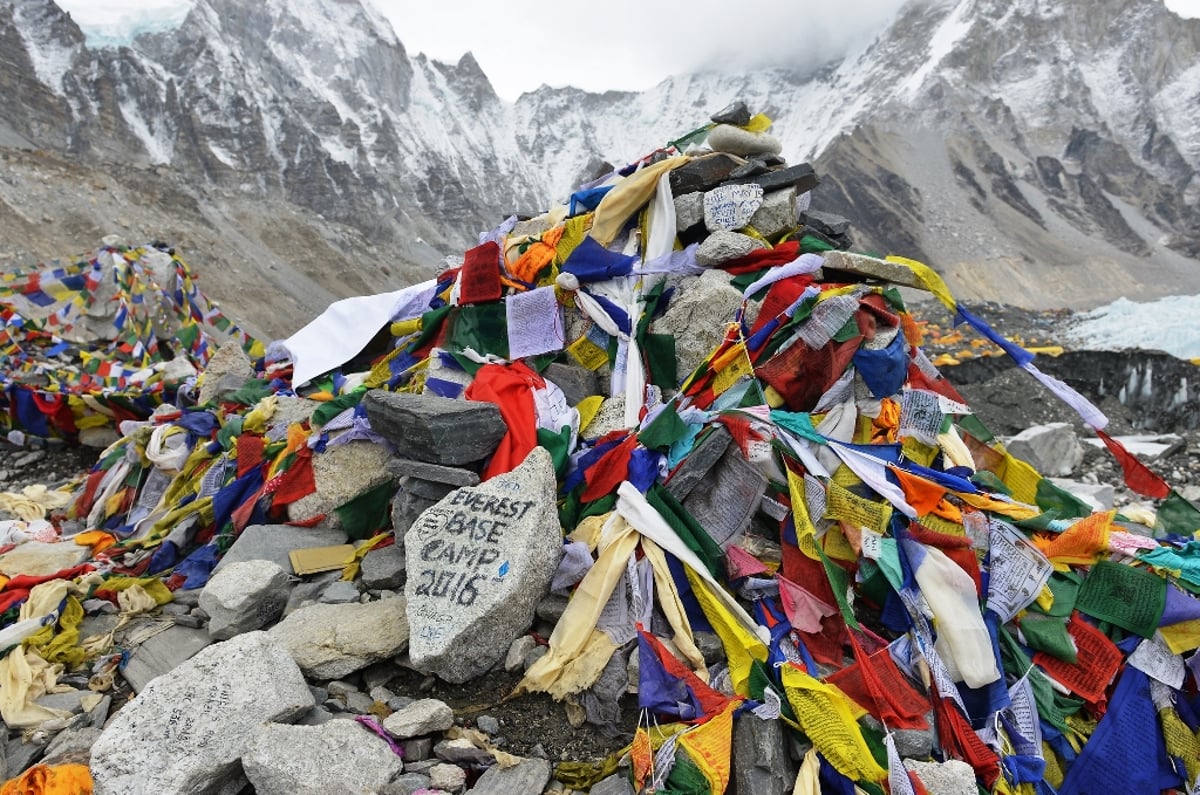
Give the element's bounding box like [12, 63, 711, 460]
[591, 158, 691, 247]
[781, 665, 886, 784]
[517, 517, 639, 695]
[684, 568, 767, 697]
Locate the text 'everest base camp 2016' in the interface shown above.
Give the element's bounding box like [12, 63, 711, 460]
[2, 9, 1200, 795]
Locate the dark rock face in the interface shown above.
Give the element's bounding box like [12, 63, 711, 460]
[948, 349, 1200, 433]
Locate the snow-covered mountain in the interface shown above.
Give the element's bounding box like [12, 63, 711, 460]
[1, 0, 1197, 336]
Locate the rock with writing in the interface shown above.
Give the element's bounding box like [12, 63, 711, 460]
[703, 183, 764, 232]
[404, 447, 563, 683]
[268, 597, 410, 679]
[90, 631, 314, 795]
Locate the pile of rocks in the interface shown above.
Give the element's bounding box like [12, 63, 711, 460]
[0, 104, 1197, 795]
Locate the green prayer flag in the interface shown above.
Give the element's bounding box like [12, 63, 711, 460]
[1019, 615, 1077, 663]
[447, 302, 508, 360]
[956, 414, 995, 444]
[411, 304, 453, 352]
[1035, 478, 1095, 519]
[1027, 571, 1082, 618]
[1075, 559, 1166, 638]
[311, 386, 366, 428]
[638, 402, 689, 451]
[535, 427, 572, 478]
[1155, 489, 1200, 537]
[642, 332, 678, 387]
[817, 543, 860, 631]
[646, 485, 725, 581]
[333, 480, 395, 541]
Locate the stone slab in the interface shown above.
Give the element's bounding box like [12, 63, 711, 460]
[121, 625, 214, 693]
[665, 425, 732, 502]
[820, 250, 927, 290]
[363, 391, 507, 466]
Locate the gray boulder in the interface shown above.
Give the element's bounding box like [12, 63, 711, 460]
[243, 719, 404, 795]
[268, 597, 410, 679]
[733, 715, 797, 794]
[215, 523, 347, 575]
[466, 757, 551, 794]
[1006, 422, 1083, 477]
[200, 560, 291, 639]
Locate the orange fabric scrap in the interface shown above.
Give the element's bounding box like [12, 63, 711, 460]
[0, 764, 93, 795]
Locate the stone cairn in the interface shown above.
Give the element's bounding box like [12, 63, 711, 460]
[0, 103, 1197, 795]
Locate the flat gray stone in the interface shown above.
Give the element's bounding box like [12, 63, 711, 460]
[386, 459, 481, 488]
[268, 597, 410, 679]
[748, 187, 798, 239]
[704, 183, 764, 232]
[668, 153, 744, 195]
[243, 720, 404, 795]
[1006, 422, 1083, 477]
[665, 426, 732, 501]
[381, 773, 433, 795]
[433, 738, 492, 766]
[34, 688, 89, 715]
[862, 713, 934, 758]
[6, 735, 43, 778]
[650, 269, 745, 380]
[90, 632, 314, 795]
[405, 448, 563, 683]
[216, 524, 347, 575]
[399, 476, 460, 502]
[363, 391, 507, 466]
[682, 445, 767, 549]
[121, 625, 214, 693]
[391, 489, 440, 538]
[429, 763, 467, 792]
[288, 440, 395, 527]
[382, 698, 454, 739]
[466, 757, 551, 794]
[820, 250, 927, 290]
[733, 715, 796, 795]
[695, 230, 766, 268]
[200, 560, 291, 640]
[319, 580, 361, 604]
[361, 544, 407, 590]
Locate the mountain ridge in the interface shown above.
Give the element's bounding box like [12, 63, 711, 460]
[1, 0, 1197, 337]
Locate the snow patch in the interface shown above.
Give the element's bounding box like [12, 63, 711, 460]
[1065, 295, 1200, 360]
[901, 0, 974, 98]
[118, 99, 172, 164]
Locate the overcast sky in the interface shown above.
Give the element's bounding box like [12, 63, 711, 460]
[58, 0, 1200, 101]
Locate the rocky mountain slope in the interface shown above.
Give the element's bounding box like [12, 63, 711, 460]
[1, 0, 1197, 337]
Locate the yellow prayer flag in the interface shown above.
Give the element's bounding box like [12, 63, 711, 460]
[780, 665, 887, 783]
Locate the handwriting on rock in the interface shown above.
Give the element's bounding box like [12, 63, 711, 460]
[411, 491, 535, 608]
